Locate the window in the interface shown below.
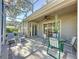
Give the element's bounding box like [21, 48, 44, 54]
[43, 23, 53, 37]
[48, 23, 52, 37]
[43, 20, 61, 37]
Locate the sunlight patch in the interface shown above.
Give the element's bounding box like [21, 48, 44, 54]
[42, 50, 47, 55]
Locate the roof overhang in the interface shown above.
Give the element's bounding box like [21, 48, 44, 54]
[25, 0, 77, 22]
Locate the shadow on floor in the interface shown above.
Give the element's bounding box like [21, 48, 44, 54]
[8, 38, 77, 59]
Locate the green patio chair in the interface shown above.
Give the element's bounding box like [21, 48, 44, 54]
[47, 33, 64, 59]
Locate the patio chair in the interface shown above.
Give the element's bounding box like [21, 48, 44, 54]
[18, 33, 26, 42]
[47, 33, 64, 59]
[6, 33, 16, 45]
[73, 39, 77, 51]
[64, 36, 77, 54]
[64, 36, 77, 47]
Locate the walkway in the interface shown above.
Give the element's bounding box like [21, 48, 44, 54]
[1, 37, 77, 59]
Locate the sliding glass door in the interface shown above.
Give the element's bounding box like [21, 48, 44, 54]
[32, 24, 37, 36]
[43, 20, 61, 37]
[43, 23, 53, 37]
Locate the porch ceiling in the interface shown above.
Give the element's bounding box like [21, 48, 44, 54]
[25, 0, 77, 23]
[28, 3, 77, 23]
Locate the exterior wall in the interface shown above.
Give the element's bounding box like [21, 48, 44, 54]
[24, 0, 77, 41]
[36, 11, 77, 41]
[24, 0, 77, 39]
[37, 19, 54, 38]
[60, 11, 77, 41]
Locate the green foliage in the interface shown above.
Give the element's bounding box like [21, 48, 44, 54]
[53, 20, 60, 33]
[14, 32, 18, 36]
[6, 28, 18, 36]
[6, 28, 13, 33]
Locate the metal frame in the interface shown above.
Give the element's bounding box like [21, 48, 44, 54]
[5, 0, 53, 21]
[47, 15, 64, 59]
[5, 0, 49, 35]
[47, 36, 64, 59]
[1, 0, 4, 42]
[5, 0, 38, 35]
[5, 0, 39, 20]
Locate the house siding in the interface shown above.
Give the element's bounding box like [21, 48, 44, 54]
[35, 11, 77, 40]
[60, 11, 77, 40]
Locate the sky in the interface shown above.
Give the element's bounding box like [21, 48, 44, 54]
[6, 0, 47, 22]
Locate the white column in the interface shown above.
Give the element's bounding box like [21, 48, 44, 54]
[0, 0, 2, 56]
[31, 23, 32, 37]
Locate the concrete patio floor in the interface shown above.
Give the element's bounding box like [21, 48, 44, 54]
[1, 37, 77, 59]
[8, 38, 54, 59]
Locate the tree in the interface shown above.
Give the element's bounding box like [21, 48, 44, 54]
[5, 0, 33, 20]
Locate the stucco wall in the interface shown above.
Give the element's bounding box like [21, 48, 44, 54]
[37, 11, 77, 41]
[60, 11, 77, 40]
